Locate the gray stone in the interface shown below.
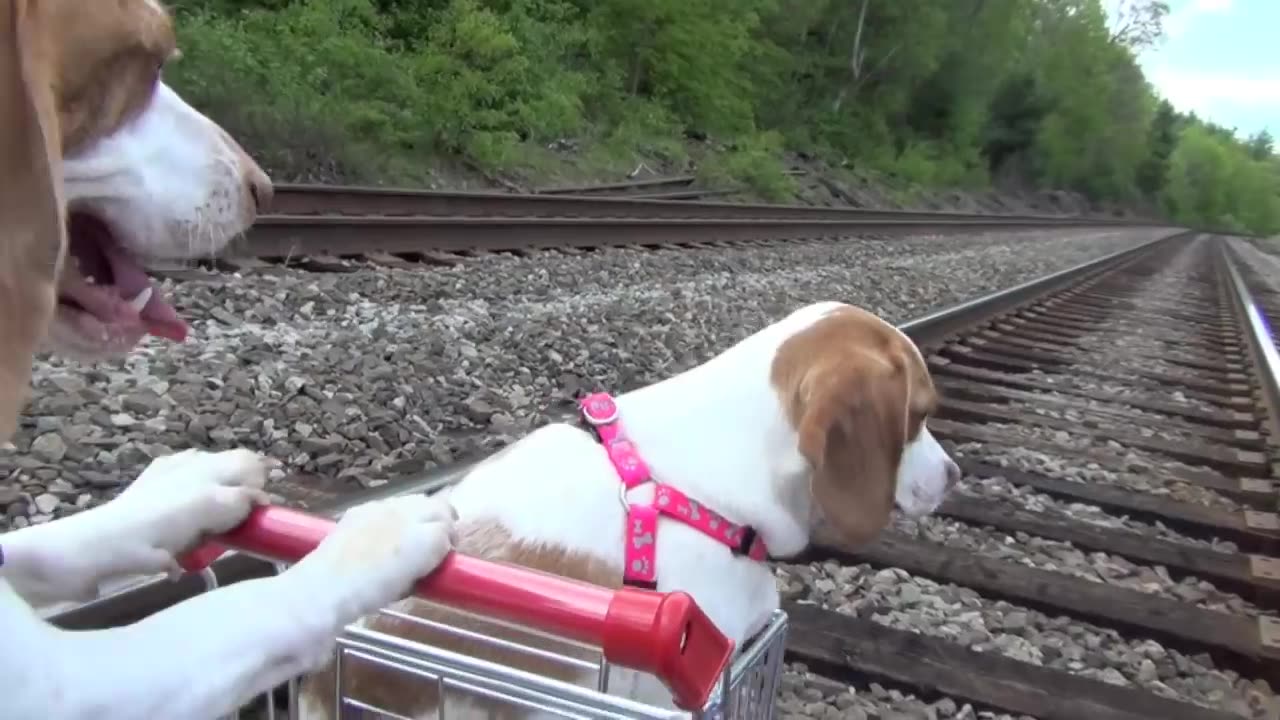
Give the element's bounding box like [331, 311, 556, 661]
[33, 493, 60, 514]
[30, 434, 67, 463]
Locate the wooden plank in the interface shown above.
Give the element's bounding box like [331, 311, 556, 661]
[362, 252, 421, 269]
[1003, 311, 1233, 351]
[929, 419, 1274, 506]
[993, 320, 1242, 367]
[959, 337, 1248, 397]
[1063, 295, 1222, 324]
[937, 376, 1259, 445]
[1067, 300, 1223, 326]
[290, 254, 360, 273]
[1020, 309, 1237, 344]
[937, 397, 1269, 475]
[929, 361, 1254, 428]
[939, 345, 1246, 409]
[1016, 321, 1235, 353]
[812, 531, 1280, 663]
[783, 602, 1242, 720]
[975, 328, 1237, 377]
[936, 493, 1280, 604]
[950, 457, 1280, 554]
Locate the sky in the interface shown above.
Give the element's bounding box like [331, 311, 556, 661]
[1113, 0, 1277, 140]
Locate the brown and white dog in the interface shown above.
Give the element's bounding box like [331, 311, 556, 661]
[297, 300, 962, 719]
[0, 2, 457, 718]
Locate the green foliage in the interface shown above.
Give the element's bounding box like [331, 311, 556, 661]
[1163, 125, 1280, 234]
[696, 132, 796, 202]
[166, 0, 1278, 233]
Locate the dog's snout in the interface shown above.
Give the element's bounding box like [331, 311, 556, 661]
[245, 164, 273, 214]
[944, 458, 961, 490]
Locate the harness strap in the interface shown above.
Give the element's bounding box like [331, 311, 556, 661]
[579, 392, 769, 590]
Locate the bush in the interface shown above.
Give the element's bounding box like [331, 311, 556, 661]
[696, 132, 795, 202]
[163, 0, 1278, 231]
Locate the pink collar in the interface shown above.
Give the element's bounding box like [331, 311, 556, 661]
[579, 392, 769, 589]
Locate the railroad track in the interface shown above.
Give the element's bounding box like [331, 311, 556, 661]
[50, 230, 1280, 719]
[531, 170, 806, 199]
[533, 173, 704, 197]
[190, 184, 1174, 271]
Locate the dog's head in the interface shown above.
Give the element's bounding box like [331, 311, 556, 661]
[770, 302, 959, 547]
[0, 0, 269, 437]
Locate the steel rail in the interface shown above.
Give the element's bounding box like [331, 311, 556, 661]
[532, 169, 804, 195]
[237, 215, 1180, 259]
[1219, 240, 1280, 487]
[534, 175, 697, 195]
[47, 228, 1190, 631]
[899, 229, 1197, 347]
[269, 182, 1155, 224]
[619, 188, 740, 201]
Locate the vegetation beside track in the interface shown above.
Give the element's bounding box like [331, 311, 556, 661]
[168, 0, 1278, 234]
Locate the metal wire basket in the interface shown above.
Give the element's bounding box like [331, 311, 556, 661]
[324, 606, 788, 719]
[184, 506, 786, 720]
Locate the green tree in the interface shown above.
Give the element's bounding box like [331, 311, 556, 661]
[161, 0, 1278, 233]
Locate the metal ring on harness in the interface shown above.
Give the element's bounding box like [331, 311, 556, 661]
[580, 394, 620, 426]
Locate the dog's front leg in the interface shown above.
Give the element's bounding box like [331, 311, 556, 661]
[1, 493, 457, 720]
[0, 448, 270, 606]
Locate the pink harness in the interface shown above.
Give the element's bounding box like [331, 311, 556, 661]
[579, 392, 769, 589]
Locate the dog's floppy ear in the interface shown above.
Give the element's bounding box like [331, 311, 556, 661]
[795, 353, 909, 548]
[0, 0, 65, 441]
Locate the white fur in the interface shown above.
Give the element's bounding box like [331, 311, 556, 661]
[48, 81, 269, 358]
[298, 301, 960, 719]
[0, 449, 458, 720]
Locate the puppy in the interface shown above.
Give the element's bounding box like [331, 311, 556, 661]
[298, 301, 961, 719]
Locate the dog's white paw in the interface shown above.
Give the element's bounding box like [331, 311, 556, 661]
[2, 449, 273, 602]
[286, 494, 458, 625]
[112, 448, 273, 567]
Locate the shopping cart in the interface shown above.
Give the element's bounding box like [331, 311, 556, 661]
[182, 505, 789, 720]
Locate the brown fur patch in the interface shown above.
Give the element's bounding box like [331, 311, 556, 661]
[302, 519, 623, 719]
[36, 0, 176, 155]
[769, 305, 937, 547]
[0, 0, 66, 441]
[0, 0, 180, 440]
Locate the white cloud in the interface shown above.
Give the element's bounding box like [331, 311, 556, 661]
[1164, 0, 1235, 38]
[1145, 66, 1280, 134]
[1149, 68, 1280, 109]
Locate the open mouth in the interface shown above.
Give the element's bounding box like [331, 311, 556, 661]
[58, 212, 188, 344]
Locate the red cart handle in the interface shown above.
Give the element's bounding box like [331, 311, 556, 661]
[179, 505, 732, 710]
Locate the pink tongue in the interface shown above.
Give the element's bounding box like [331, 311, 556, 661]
[103, 245, 189, 342]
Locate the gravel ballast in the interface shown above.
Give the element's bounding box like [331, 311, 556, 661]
[892, 508, 1263, 616]
[950, 432, 1243, 511]
[952, 468, 1242, 554]
[779, 663, 1035, 720]
[2, 228, 1164, 527]
[777, 562, 1279, 718]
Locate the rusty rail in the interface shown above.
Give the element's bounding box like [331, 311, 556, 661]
[232, 183, 1179, 263]
[269, 182, 1152, 223]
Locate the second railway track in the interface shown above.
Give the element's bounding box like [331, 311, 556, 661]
[196, 184, 1174, 269]
[45, 230, 1280, 719]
